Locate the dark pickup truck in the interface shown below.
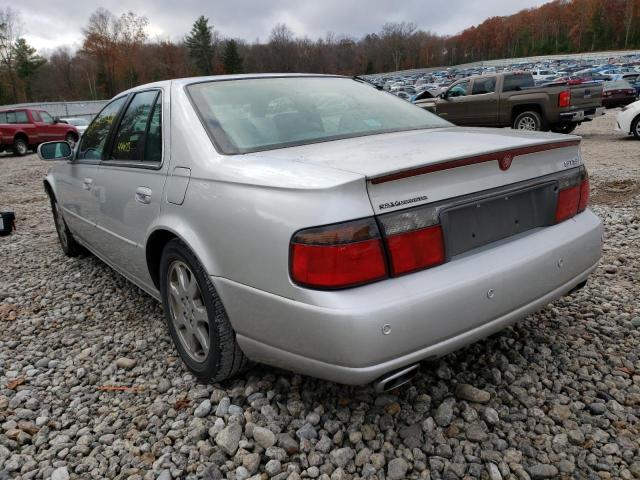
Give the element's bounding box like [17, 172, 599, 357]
[416, 72, 604, 134]
[0, 108, 79, 156]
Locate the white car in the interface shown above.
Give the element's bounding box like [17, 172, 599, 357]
[531, 69, 558, 82]
[614, 100, 640, 139]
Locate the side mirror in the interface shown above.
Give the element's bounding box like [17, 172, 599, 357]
[37, 141, 73, 161]
[53, 116, 60, 124]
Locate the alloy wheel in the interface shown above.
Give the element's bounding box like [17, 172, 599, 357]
[167, 260, 210, 362]
[517, 116, 537, 130]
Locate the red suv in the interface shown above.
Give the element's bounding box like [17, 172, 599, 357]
[0, 108, 79, 156]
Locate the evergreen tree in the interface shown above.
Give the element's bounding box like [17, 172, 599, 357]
[223, 39, 243, 74]
[14, 38, 45, 101]
[185, 16, 215, 75]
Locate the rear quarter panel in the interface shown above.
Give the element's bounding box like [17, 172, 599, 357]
[154, 81, 373, 301]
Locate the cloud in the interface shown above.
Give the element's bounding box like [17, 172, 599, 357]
[13, 0, 548, 53]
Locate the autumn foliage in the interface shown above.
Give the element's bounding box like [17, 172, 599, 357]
[1, 0, 639, 104]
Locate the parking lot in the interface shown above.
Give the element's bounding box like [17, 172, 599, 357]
[0, 110, 639, 480]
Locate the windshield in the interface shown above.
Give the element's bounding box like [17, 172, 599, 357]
[187, 77, 451, 154]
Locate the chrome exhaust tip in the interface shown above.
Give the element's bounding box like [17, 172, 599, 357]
[373, 363, 420, 393]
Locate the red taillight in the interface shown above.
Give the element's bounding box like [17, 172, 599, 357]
[385, 225, 445, 275]
[290, 218, 387, 289]
[578, 175, 589, 212]
[555, 185, 580, 222]
[559, 90, 571, 107]
[555, 167, 589, 223]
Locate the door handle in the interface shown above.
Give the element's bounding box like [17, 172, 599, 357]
[82, 178, 93, 190]
[135, 187, 152, 205]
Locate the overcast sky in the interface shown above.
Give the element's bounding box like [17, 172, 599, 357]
[18, 0, 549, 55]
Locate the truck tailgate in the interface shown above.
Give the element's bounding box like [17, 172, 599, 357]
[569, 83, 603, 109]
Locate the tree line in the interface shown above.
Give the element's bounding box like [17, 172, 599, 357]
[0, 0, 639, 104]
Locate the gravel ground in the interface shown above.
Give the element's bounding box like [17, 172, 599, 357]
[1, 111, 639, 480]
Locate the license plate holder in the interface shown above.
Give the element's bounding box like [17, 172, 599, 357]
[440, 182, 557, 258]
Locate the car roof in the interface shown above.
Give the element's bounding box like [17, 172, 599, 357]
[117, 73, 347, 98]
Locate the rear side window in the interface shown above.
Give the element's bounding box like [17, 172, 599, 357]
[503, 74, 535, 92]
[77, 96, 128, 160]
[15, 111, 28, 123]
[472, 77, 497, 95]
[0, 113, 6, 123]
[109, 90, 162, 162]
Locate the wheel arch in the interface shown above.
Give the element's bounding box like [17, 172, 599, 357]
[43, 177, 57, 203]
[13, 131, 29, 145]
[631, 113, 640, 135]
[510, 103, 544, 123]
[145, 224, 220, 291]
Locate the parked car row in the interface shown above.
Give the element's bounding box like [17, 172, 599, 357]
[368, 54, 640, 110]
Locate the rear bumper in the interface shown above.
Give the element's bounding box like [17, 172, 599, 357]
[559, 106, 605, 122]
[215, 210, 602, 385]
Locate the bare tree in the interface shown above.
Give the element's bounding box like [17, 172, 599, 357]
[380, 22, 417, 71]
[0, 7, 23, 102]
[624, 0, 636, 49]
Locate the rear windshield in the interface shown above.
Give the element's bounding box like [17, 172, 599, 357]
[605, 81, 632, 89]
[187, 77, 451, 154]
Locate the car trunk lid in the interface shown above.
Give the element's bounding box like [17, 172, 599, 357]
[254, 126, 583, 215]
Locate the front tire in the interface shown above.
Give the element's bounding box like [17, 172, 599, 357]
[632, 116, 640, 140]
[50, 197, 81, 256]
[13, 138, 28, 156]
[159, 239, 248, 382]
[513, 111, 543, 131]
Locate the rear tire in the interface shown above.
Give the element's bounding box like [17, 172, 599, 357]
[159, 239, 248, 382]
[50, 196, 81, 256]
[551, 123, 578, 134]
[65, 133, 77, 148]
[13, 138, 28, 156]
[513, 111, 543, 131]
[632, 116, 640, 140]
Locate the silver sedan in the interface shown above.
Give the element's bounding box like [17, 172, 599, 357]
[38, 74, 602, 391]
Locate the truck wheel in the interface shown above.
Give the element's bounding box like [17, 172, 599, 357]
[13, 138, 28, 156]
[513, 111, 542, 131]
[551, 123, 578, 134]
[632, 116, 640, 140]
[159, 239, 249, 382]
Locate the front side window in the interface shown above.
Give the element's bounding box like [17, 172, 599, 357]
[31, 111, 42, 122]
[472, 77, 497, 95]
[77, 96, 127, 160]
[110, 90, 161, 162]
[187, 77, 450, 154]
[448, 80, 469, 97]
[39, 111, 54, 123]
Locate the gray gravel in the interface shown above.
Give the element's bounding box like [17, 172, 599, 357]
[1, 114, 640, 480]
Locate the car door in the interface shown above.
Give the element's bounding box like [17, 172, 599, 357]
[55, 96, 128, 246]
[36, 111, 62, 141]
[435, 80, 472, 124]
[91, 89, 168, 289]
[466, 76, 498, 125]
